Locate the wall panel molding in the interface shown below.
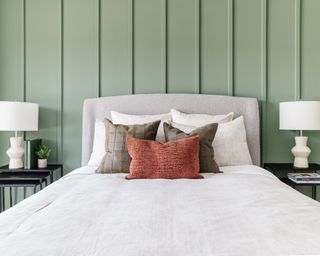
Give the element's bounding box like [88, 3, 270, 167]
[294, 0, 301, 100]
[23, 0, 26, 102]
[1, 0, 320, 175]
[161, 0, 167, 93]
[228, 0, 234, 96]
[60, 0, 64, 164]
[194, 0, 200, 93]
[98, 0, 101, 97]
[128, 0, 134, 94]
[260, 0, 267, 163]
[260, 0, 267, 102]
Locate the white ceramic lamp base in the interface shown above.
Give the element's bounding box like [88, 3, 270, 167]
[6, 137, 24, 169]
[291, 136, 311, 168]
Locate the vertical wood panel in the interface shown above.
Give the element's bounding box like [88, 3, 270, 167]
[1, 0, 320, 198]
[134, 0, 165, 93]
[0, 0, 25, 208]
[63, 0, 99, 172]
[301, 0, 320, 163]
[25, 0, 62, 163]
[0, 0, 24, 166]
[101, 0, 133, 96]
[167, 0, 199, 93]
[234, 0, 263, 98]
[301, 0, 320, 101]
[201, 0, 230, 95]
[265, 0, 297, 163]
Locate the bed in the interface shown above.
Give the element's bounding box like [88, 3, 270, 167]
[0, 94, 320, 256]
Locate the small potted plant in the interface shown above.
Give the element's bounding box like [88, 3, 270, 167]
[35, 144, 51, 168]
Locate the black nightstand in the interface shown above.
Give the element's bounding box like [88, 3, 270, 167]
[264, 163, 320, 200]
[0, 164, 63, 212]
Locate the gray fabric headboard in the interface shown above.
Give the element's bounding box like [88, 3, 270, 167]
[82, 94, 260, 166]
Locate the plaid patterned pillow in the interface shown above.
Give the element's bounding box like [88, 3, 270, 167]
[97, 119, 160, 173]
[164, 122, 221, 173]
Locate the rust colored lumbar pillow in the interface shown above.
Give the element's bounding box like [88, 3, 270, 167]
[125, 136, 203, 179]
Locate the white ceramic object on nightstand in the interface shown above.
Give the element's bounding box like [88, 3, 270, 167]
[6, 136, 24, 169]
[280, 101, 320, 169]
[38, 159, 47, 168]
[291, 136, 311, 168]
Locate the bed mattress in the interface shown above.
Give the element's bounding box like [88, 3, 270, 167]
[0, 165, 320, 256]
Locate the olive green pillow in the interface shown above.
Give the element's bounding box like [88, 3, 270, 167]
[163, 122, 221, 173]
[97, 119, 160, 173]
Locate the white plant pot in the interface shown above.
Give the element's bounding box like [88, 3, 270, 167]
[38, 159, 48, 169]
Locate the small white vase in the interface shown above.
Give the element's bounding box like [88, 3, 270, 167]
[38, 159, 48, 169]
[291, 136, 311, 168]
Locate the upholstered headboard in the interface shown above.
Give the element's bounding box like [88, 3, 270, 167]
[82, 94, 260, 166]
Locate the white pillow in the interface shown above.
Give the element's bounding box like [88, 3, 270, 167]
[111, 111, 171, 141]
[87, 119, 105, 167]
[171, 109, 233, 127]
[170, 116, 253, 167]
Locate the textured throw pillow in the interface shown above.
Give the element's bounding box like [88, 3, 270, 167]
[171, 109, 233, 127]
[111, 111, 171, 141]
[97, 119, 160, 173]
[164, 122, 220, 173]
[171, 116, 253, 167]
[126, 136, 203, 179]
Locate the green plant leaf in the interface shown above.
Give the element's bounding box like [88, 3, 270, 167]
[35, 144, 52, 159]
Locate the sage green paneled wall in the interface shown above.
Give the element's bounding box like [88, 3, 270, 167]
[1, 0, 320, 174]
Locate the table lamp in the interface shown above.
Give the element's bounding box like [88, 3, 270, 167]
[0, 102, 39, 169]
[280, 101, 320, 168]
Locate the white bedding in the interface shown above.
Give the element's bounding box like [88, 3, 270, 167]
[0, 165, 320, 256]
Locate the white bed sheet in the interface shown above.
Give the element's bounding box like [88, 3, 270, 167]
[0, 165, 320, 256]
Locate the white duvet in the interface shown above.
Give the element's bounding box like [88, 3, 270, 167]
[0, 165, 320, 256]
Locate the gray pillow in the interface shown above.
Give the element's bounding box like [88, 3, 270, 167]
[97, 119, 160, 173]
[164, 122, 221, 173]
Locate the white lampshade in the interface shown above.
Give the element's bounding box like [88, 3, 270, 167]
[279, 101, 320, 131]
[0, 101, 39, 131]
